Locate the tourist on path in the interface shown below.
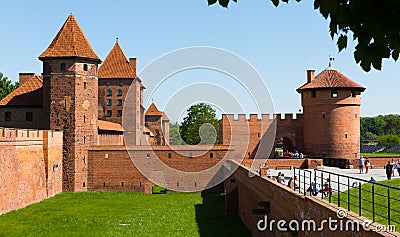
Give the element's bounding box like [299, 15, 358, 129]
[358, 156, 364, 174]
[386, 161, 394, 180]
[364, 158, 370, 174]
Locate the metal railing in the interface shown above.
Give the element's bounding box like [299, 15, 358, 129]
[293, 168, 400, 226]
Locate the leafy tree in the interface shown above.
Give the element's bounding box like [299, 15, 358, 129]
[169, 122, 184, 145]
[180, 103, 220, 145]
[361, 114, 400, 139]
[378, 134, 400, 147]
[208, 0, 400, 72]
[0, 73, 19, 100]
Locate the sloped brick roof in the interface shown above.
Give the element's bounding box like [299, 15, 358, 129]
[162, 112, 170, 121]
[39, 14, 100, 61]
[98, 120, 124, 132]
[145, 103, 163, 116]
[98, 43, 137, 79]
[297, 68, 365, 92]
[0, 75, 43, 106]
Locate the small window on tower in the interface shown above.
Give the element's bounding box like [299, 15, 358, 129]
[107, 89, 112, 96]
[117, 110, 122, 117]
[26, 112, 33, 121]
[107, 99, 112, 106]
[60, 63, 66, 72]
[83, 64, 88, 71]
[117, 99, 122, 106]
[105, 81, 110, 86]
[345, 133, 348, 139]
[117, 89, 123, 96]
[106, 110, 112, 117]
[311, 90, 316, 97]
[119, 81, 124, 86]
[84, 82, 87, 89]
[5, 111, 11, 121]
[331, 90, 338, 98]
[322, 112, 326, 118]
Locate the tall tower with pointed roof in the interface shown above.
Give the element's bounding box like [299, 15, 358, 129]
[39, 14, 101, 191]
[297, 68, 365, 161]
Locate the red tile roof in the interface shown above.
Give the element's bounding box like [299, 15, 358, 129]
[98, 120, 124, 132]
[39, 14, 100, 61]
[98, 43, 137, 79]
[297, 68, 365, 92]
[0, 75, 43, 106]
[162, 112, 170, 121]
[145, 103, 163, 116]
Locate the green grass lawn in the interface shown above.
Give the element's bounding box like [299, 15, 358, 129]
[361, 152, 400, 157]
[327, 178, 400, 227]
[0, 192, 250, 237]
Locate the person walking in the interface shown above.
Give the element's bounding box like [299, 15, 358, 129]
[386, 161, 394, 180]
[358, 156, 364, 174]
[364, 157, 371, 174]
[397, 160, 400, 176]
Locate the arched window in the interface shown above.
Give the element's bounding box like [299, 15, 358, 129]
[105, 81, 110, 86]
[83, 64, 88, 71]
[117, 89, 123, 96]
[119, 81, 124, 86]
[107, 89, 112, 96]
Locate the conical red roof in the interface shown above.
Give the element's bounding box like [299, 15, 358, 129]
[39, 14, 100, 61]
[98, 43, 137, 78]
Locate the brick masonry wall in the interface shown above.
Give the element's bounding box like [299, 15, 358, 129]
[0, 128, 63, 215]
[0, 107, 47, 130]
[87, 145, 231, 193]
[241, 158, 323, 170]
[224, 160, 395, 237]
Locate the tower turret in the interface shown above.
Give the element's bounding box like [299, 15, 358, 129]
[297, 68, 365, 161]
[39, 14, 101, 191]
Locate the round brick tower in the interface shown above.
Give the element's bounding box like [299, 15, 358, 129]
[297, 68, 365, 161]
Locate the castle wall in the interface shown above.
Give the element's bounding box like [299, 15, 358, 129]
[97, 133, 124, 146]
[0, 128, 63, 215]
[220, 113, 303, 160]
[0, 107, 47, 130]
[87, 145, 230, 193]
[224, 160, 390, 237]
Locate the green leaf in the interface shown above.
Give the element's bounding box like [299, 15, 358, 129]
[392, 49, 399, 61]
[219, 0, 230, 7]
[271, 0, 279, 7]
[208, 0, 218, 5]
[337, 35, 347, 52]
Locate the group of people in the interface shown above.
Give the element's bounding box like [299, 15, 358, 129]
[385, 160, 400, 180]
[283, 150, 304, 158]
[273, 172, 300, 190]
[307, 178, 332, 197]
[358, 156, 371, 174]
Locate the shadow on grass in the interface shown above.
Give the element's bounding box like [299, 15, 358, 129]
[195, 192, 251, 237]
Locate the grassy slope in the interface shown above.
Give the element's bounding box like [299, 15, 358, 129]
[361, 152, 400, 157]
[327, 179, 400, 226]
[0, 192, 250, 237]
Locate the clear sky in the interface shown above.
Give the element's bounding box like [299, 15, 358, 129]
[0, 1, 399, 121]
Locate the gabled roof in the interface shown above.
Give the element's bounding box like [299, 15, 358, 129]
[297, 68, 365, 92]
[98, 120, 124, 132]
[0, 75, 43, 106]
[161, 112, 170, 121]
[145, 103, 163, 116]
[98, 43, 137, 79]
[39, 14, 100, 61]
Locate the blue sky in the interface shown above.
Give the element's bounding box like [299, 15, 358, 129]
[0, 1, 399, 121]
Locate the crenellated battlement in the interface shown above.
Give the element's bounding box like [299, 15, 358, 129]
[0, 127, 62, 142]
[221, 113, 303, 122]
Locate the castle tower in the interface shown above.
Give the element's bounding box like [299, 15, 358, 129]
[297, 68, 365, 160]
[145, 103, 169, 145]
[39, 14, 101, 191]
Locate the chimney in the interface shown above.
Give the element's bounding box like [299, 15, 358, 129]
[307, 70, 315, 83]
[129, 58, 137, 76]
[19, 73, 35, 85]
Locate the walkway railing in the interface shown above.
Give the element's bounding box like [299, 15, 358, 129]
[293, 168, 400, 226]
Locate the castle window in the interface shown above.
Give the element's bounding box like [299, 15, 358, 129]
[146, 153, 150, 158]
[83, 64, 88, 71]
[84, 136, 86, 144]
[355, 112, 358, 118]
[189, 152, 193, 159]
[107, 99, 112, 106]
[83, 182, 86, 187]
[117, 99, 123, 106]
[168, 153, 172, 158]
[117, 110, 122, 117]
[4, 111, 11, 121]
[331, 90, 338, 98]
[84, 82, 87, 90]
[258, 132, 260, 137]
[119, 81, 124, 86]
[117, 89, 123, 96]
[345, 133, 348, 139]
[105, 81, 110, 86]
[83, 115, 86, 123]
[26, 112, 33, 121]
[107, 89, 112, 96]
[210, 153, 214, 158]
[60, 63, 66, 72]
[311, 90, 316, 97]
[322, 112, 326, 118]
[106, 110, 112, 117]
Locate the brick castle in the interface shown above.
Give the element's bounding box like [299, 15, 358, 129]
[0, 15, 365, 213]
